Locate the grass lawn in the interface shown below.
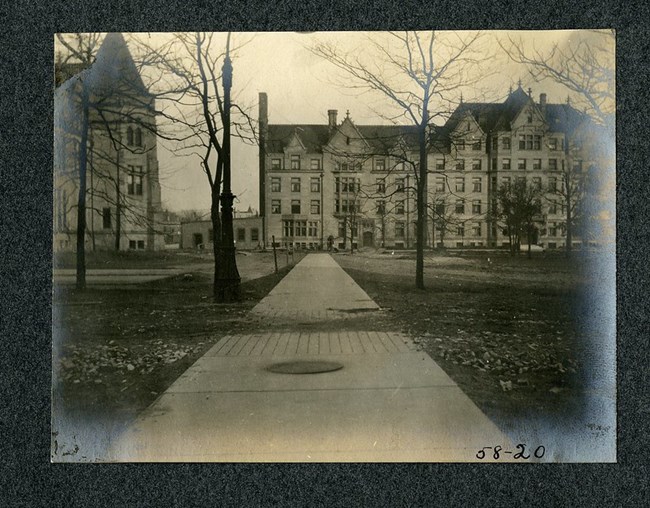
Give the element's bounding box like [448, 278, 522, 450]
[335, 249, 611, 425]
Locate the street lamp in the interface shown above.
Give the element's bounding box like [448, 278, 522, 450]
[215, 32, 241, 301]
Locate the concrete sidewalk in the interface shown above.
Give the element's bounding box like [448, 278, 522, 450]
[109, 253, 511, 462]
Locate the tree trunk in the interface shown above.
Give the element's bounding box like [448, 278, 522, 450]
[114, 148, 121, 251]
[565, 180, 573, 258]
[75, 84, 90, 290]
[415, 120, 428, 289]
[211, 185, 222, 297]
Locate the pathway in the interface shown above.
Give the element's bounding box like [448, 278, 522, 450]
[109, 253, 510, 462]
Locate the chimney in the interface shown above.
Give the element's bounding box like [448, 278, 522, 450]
[259, 92, 268, 239]
[539, 93, 547, 118]
[259, 92, 268, 136]
[328, 109, 338, 131]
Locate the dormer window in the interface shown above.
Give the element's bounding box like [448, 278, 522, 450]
[467, 122, 471, 131]
[126, 126, 134, 146]
[135, 128, 142, 147]
[527, 113, 533, 123]
[291, 155, 300, 170]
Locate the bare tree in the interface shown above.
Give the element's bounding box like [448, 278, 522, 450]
[497, 180, 544, 258]
[138, 32, 256, 301]
[499, 30, 615, 130]
[311, 31, 487, 288]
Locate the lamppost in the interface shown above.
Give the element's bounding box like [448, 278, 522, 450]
[215, 32, 241, 301]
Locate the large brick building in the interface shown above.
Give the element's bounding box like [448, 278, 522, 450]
[54, 33, 164, 252]
[258, 85, 596, 250]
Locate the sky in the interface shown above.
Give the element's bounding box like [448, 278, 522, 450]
[56, 30, 614, 214]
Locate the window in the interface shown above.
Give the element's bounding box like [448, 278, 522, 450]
[377, 200, 386, 215]
[135, 128, 142, 147]
[527, 113, 533, 123]
[472, 178, 482, 192]
[501, 177, 511, 187]
[455, 200, 465, 214]
[271, 200, 281, 214]
[519, 134, 526, 150]
[208, 229, 214, 242]
[472, 200, 482, 214]
[549, 159, 558, 171]
[435, 177, 445, 192]
[502, 158, 511, 170]
[516, 176, 527, 185]
[310, 200, 320, 214]
[472, 159, 481, 171]
[548, 177, 557, 192]
[534, 135, 541, 150]
[436, 159, 445, 171]
[472, 140, 481, 151]
[549, 201, 557, 214]
[137, 240, 145, 249]
[311, 159, 321, 170]
[532, 177, 542, 190]
[375, 158, 386, 171]
[251, 229, 259, 242]
[395, 222, 405, 238]
[395, 178, 405, 192]
[126, 126, 134, 146]
[335, 199, 340, 213]
[271, 177, 281, 192]
[129, 240, 137, 249]
[473, 223, 482, 236]
[549, 138, 558, 150]
[533, 158, 542, 170]
[457, 140, 465, 150]
[310, 177, 320, 193]
[291, 155, 300, 170]
[456, 159, 465, 171]
[457, 225, 465, 236]
[291, 200, 301, 214]
[435, 202, 445, 215]
[291, 177, 301, 192]
[127, 166, 143, 195]
[395, 201, 405, 215]
[271, 158, 282, 169]
[502, 137, 511, 150]
[237, 228, 246, 241]
[492, 158, 497, 170]
[102, 208, 111, 229]
[492, 137, 498, 150]
[455, 178, 465, 192]
[338, 221, 346, 238]
[548, 223, 557, 236]
[518, 159, 526, 170]
[376, 178, 386, 194]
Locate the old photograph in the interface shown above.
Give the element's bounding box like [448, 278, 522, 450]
[52, 30, 615, 462]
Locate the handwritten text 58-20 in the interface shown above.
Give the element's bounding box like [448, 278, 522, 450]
[476, 444, 546, 460]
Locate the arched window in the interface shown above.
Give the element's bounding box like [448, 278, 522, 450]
[135, 127, 143, 147]
[126, 126, 134, 146]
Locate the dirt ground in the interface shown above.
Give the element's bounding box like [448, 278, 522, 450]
[52, 249, 305, 456]
[52, 247, 612, 459]
[335, 248, 611, 425]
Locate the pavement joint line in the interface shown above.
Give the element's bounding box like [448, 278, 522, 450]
[160, 385, 461, 394]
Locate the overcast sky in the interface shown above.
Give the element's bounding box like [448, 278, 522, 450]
[56, 30, 614, 214]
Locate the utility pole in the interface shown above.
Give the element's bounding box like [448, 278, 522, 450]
[320, 170, 324, 249]
[215, 32, 241, 301]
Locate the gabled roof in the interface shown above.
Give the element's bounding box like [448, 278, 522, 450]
[266, 123, 420, 154]
[266, 125, 331, 153]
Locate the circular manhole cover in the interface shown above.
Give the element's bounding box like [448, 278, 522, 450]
[267, 360, 343, 375]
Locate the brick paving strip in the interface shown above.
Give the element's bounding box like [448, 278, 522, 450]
[109, 254, 512, 462]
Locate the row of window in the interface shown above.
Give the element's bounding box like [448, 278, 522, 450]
[434, 176, 483, 193]
[270, 177, 321, 193]
[283, 220, 319, 238]
[271, 199, 321, 215]
[270, 157, 406, 172]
